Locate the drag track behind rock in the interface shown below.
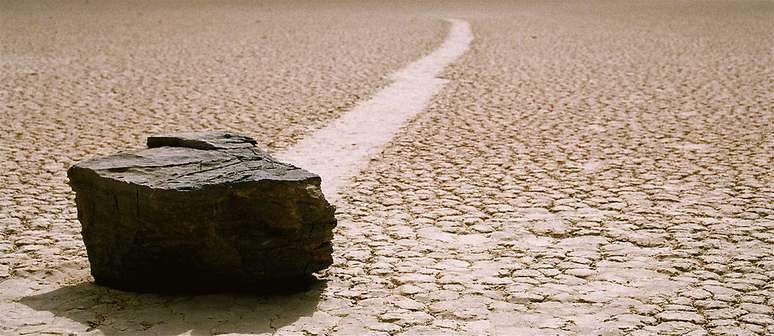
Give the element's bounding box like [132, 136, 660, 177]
[276, 18, 473, 202]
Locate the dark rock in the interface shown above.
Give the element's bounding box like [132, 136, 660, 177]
[67, 131, 336, 292]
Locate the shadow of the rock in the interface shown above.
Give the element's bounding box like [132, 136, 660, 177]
[20, 279, 326, 336]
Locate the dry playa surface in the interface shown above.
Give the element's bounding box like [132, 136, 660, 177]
[1, 1, 774, 336]
[0, 0, 444, 305]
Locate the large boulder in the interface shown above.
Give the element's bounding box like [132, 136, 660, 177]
[67, 131, 336, 292]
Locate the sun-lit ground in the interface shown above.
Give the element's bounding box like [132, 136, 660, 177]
[1, 1, 772, 335]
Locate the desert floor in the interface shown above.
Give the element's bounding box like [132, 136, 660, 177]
[1, 1, 772, 335]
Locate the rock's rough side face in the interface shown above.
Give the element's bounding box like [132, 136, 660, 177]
[67, 131, 336, 292]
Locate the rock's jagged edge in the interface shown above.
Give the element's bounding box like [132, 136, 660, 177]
[67, 131, 336, 293]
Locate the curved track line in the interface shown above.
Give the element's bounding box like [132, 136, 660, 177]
[275, 19, 473, 202]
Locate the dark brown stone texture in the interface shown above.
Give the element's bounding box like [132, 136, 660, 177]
[67, 131, 336, 292]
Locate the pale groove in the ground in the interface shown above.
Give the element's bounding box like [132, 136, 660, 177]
[275, 19, 473, 202]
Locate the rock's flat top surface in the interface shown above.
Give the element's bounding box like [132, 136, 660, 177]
[147, 131, 258, 150]
[70, 132, 317, 190]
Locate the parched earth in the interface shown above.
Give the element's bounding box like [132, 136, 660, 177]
[1, 1, 773, 336]
[0, 0, 445, 288]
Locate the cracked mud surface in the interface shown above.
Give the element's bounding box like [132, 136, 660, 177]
[1, 1, 773, 335]
[320, 2, 772, 335]
[0, 0, 444, 290]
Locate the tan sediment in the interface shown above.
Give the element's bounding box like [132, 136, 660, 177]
[1, 1, 773, 335]
[0, 0, 445, 283]
[0, 2, 446, 334]
[328, 1, 773, 335]
[276, 19, 473, 202]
